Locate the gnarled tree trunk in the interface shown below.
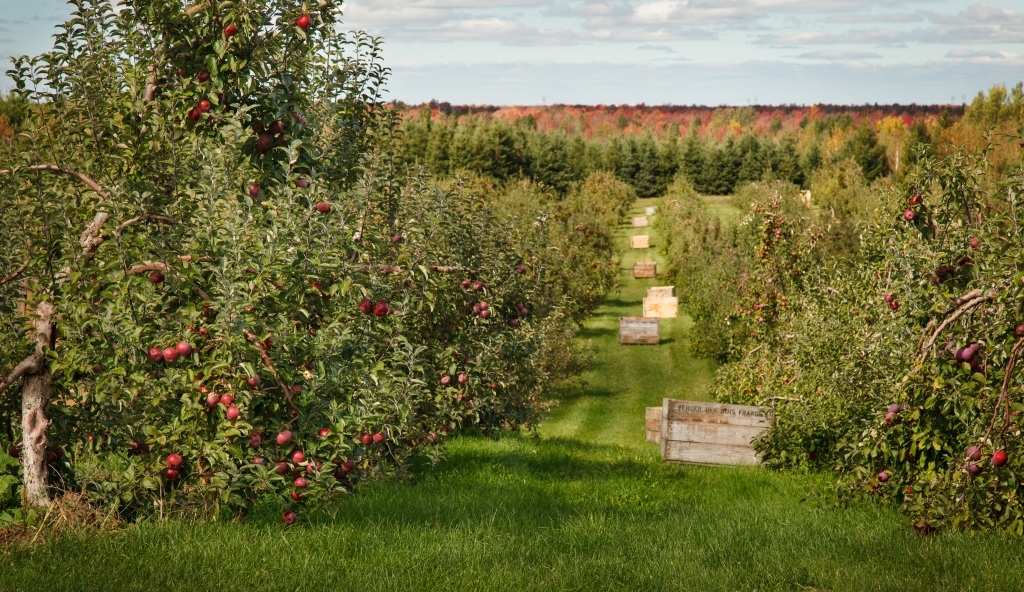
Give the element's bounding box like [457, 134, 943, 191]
[21, 301, 54, 508]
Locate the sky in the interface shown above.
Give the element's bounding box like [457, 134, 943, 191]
[1, 0, 1023, 105]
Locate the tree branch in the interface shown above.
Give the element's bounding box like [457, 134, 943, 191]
[126, 261, 170, 276]
[919, 290, 995, 360]
[244, 330, 300, 423]
[0, 259, 30, 287]
[0, 354, 45, 396]
[0, 164, 108, 200]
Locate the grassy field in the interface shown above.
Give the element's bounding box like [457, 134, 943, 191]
[3, 197, 1024, 591]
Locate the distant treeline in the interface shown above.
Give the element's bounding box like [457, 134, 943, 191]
[395, 85, 1022, 197]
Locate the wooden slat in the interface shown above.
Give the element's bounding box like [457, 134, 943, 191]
[646, 286, 675, 298]
[645, 406, 662, 443]
[663, 441, 761, 466]
[632, 216, 649, 227]
[664, 421, 765, 447]
[633, 262, 656, 279]
[619, 317, 659, 345]
[665, 400, 772, 427]
[643, 297, 677, 318]
[630, 235, 650, 249]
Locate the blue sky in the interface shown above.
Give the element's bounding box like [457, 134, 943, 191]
[2, 1, 1023, 105]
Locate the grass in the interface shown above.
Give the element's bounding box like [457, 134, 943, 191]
[3, 198, 1024, 591]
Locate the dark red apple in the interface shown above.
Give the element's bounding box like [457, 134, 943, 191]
[359, 432, 372, 445]
[341, 459, 355, 472]
[969, 237, 980, 249]
[883, 294, 894, 303]
[516, 264, 526, 274]
[275, 462, 288, 474]
[255, 133, 274, 154]
[150, 271, 164, 284]
[909, 194, 922, 205]
[187, 107, 201, 121]
[162, 347, 178, 363]
[166, 453, 184, 469]
[176, 341, 192, 356]
[1016, 324, 1024, 336]
[888, 300, 900, 311]
[276, 430, 293, 446]
[294, 178, 308, 189]
[807, 452, 817, 461]
[164, 468, 180, 480]
[992, 450, 1008, 467]
[226, 405, 240, 421]
[373, 301, 389, 317]
[508, 318, 520, 328]
[290, 491, 302, 501]
[199, 99, 212, 113]
[296, 14, 311, 29]
[471, 281, 483, 292]
[248, 183, 260, 198]
[359, 298, 373, 314]
[246, 375, 261, 388]
[249, 432, 262, 448]
[290, 385, 302, 395]
[316, 202, 331, 213]
[282, 510, 297, 525]
[392, 234, 403, 243]
[148, 347, 163, 362]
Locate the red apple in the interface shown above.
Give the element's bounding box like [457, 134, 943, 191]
[319, 427, 331, 438]
[373, 301, 389, 317]
[878, 470, 890, 483]
[992, 450, 1008, 467]
[290, 385, 302, 395]
[149, 271, 164, 284]
[248, 183, 260, 198]
[372, 432, 385, 444]
[903, 209, 915, 221]
[516, 263, 526, 274]
[392, 233, 403, 244]
[249, 432, 262, 448]
[359, 298, 373, 314]
[967, 462, 983, 475]
[253, 456, 265, 465]
[359, 432, 372, 445]
[294, 477, 308, 488]
[440, 375, 451, 385]
[255, 133, 274, 154]
[199, 99, 212, 113]
[206, 392, 221, 407]
[162, 347, 178, 363]
[296, 14, 311, 29]
[967, 445, 981, 461]
[221, 394, 234, 406]
[187, 106, 201, 121]
[226, 405, 240, 421]
[1016, 324, 1024, 337]
[471, 281, 483, 292]
[276, 430, 293, 446]
[166, 453, 184, 469]
[294, 178, 308, 189]
[885, 411, 897, 425]
[341, 459, 356, 472]
[223, 23, 237, 36]
[480, 310, 491, 319]
[457, 374, 468, 384]
[290, 491, 302, 501]
[164, 468, 180, 480]
[176, 341, 192, 356]
[909, 194, 922, 205]
[148, 347, 163, 362]
[316, 202, 331, 213]
[197, 70, 210, 83]
[282, 510, 297, 525]
[969, 237, 980, 249]
[291, 450, 305, 464]
[508, 318, 520, 328]
[275, 462, 288, 474]
[247, 375, 261, 388]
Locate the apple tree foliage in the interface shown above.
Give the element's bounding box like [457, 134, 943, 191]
[660, 147, 1024, 535]
[0, 0, 624, 523]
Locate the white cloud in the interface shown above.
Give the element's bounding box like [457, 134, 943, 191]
[795, 50, 883, 60]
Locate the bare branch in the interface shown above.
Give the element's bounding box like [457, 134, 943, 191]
[116, 214, 177, 235]
[0, 354, 45, 396]
[126, 261, 170, 276]
[0, 164, 108, 200]
[0, 259, 30, 287]
[919, 291, 995, 360]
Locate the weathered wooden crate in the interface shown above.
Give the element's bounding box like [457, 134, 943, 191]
[619, 317, 659, 345]
[659, 399, 772, 466]
[645, 206, 656, 216]
[646, 286, 675, 299]
[632, 216, 649, 228]
[643, 297, 678, 318]
[633, 262, 656, 279]
[630, 235, 650, 249]
[646, 406, 662, 443]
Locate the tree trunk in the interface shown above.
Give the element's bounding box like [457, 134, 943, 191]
[21, 301, 54, 508]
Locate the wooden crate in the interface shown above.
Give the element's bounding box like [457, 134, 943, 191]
[619, 317, 659, 345]
[646, 406, 662, 443]
[630, 235, 650, 249]
[643, 297, 678, 318]
[632, 216, 649, 228]
[659, 399, 772, 466]
[646, 286, 675, 299]
[633, 262, 656, 279]
[645, 206, 656, 216]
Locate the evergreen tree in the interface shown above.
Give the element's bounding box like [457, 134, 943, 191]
[844, 125, 889, 182]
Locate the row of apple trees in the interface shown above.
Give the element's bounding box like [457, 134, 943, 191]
[659, 149, 1024, 535]
[0, 0, 628, 525]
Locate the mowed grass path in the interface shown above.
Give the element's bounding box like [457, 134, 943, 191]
[3, 198, 1024, 591]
